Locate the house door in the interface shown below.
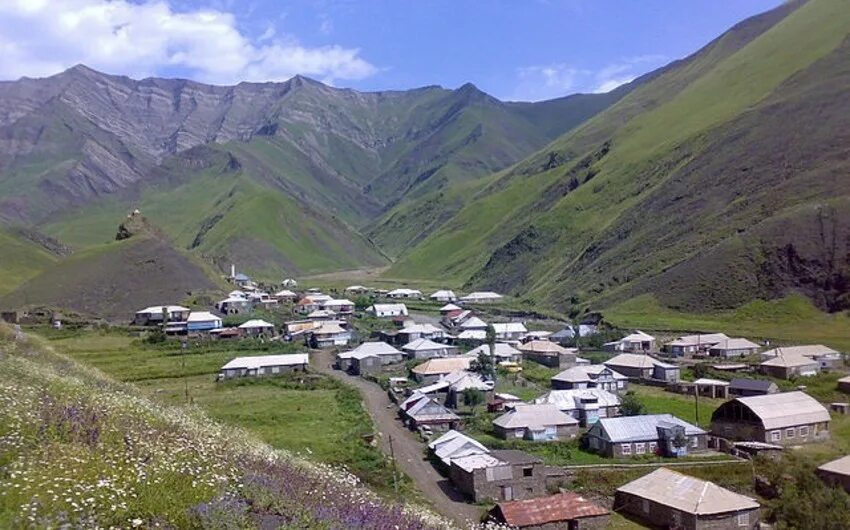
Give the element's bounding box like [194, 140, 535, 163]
[500, 486, 513, 501]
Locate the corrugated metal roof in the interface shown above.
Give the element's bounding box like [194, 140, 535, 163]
[492, 322, 528, 334]
[760, 354, 820, 368]
[666, 333, 730, 347]
[818, 455, 850, 477]
[402, 338, 447, 352]
[468, 343, 521, 358]
[221, 354, 308, 370]
[733, 391, 830, 429]
[338, 341, 401, 359]
[617, 468, 758, 515]
[519, 340, 571, 355]
[458, 330, 486, 340]
[496, 492, 609, 526]
[412, 356, 474, 375]
[709, 338, 761, 350]
[692, 378, 729, 386]
[604, 353, 664, 369]
[533, 389, 621, 410]
[137, 305, 190, 314]
[594, 414, 704, 443]
[492, 404, 578, 429]
[729, 378, 775, 392]
[238, 319, 274, 329]
[552, 365, 628, 383]
[761, 344, 839, 358]
[187, 311, 221, 323]
[451, 453, 504, 472]
[460, 316, 488, 329]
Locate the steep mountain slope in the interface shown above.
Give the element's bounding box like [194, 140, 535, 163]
[0, 66, 626, 286]
[389, 0, 850, 314]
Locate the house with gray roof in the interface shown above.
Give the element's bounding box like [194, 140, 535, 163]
[551, 365, 628, 392]
[400, 393, 460, 432]
[336, 342, 403, 373]
[708, 338, 762, 357]
[402, 338, 457, 359]
[710, 391, 830, 445]
[615, 468, 760, 529]
[450, 450, 545, 503]
[603, 354, 680, 382]
[728, 378, 779, 397]
[427, 430, 489, 468]
[492, 404, 579, 441]
[585, 414, 708, 458]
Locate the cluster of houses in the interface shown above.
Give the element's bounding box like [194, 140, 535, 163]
[129, 272, 850, 528]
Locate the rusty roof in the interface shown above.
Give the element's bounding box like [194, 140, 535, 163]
[493, 492, 609, 527]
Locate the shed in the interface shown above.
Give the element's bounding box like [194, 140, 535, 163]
[489, 492, 610, 530]
[219, 354, 308, 379]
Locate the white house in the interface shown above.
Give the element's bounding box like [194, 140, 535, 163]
[186, 311, 222, 333]
[366, 303, 409, 318]
[238, 319, 275, 337]
[492, 322, 528, 340]
[219, 354, 308, 379]
[459, 291, 503, 304]
[387, 288, 423, 299]
[430, 290, 457, 302]
[134, 305, 191, 326]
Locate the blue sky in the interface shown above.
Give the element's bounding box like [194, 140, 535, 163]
[0, 0, 783, 101]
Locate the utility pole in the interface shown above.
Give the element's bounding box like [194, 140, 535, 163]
[694, 386, 700, 426]
[182, 340, 189, 403]
[388, 434, 399, 496]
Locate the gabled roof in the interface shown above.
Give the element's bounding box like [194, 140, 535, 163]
[274, 289, 297, 297]
[692, 378, 730, 386]
[430, 290, 457, 299]
[492, 322, 528, 334]
[519, 340, 571, 355]
[726, 391, 830, 430]
[460, 316, 488, 329]
[221, 354, 308, 370]
[760, 353, 820, 368]
[367, 303, 408, 313]
[458, 330, 486, 340]
[709, 338, 761, 351]
[551, 365, 627, 384]
[440, 370, 491, 392]
[387, 288, 422, 296]
[451, 454, 505, 472]
[406, 396, 460, 422]
[399, 323, 444, 335]
[311, 323, 347, 335]
[533, 389, 621, 409]
[439, 303, 462, 312]
[492, 404, 578, 429]
[307, 309, 337, 318]
[187, 311, 221, 323]
[238, 319, 274, 329]
[666, 332, 730, 347]
[136, 305, 190, 315]
[619, 330, 656, 342]
[616, 468, 759, 515]
[323, 298, 355, 307]
[592, 414, 705, 443]
[494, 492, 609, 527]
[412, 356, 474, 375]
[761, 344, 840, 358]
[337, 341, 401, 359]
[468, 343, 521, 359]
[428, 430, 489, 466]
[460, 291, 503, 301]
[604, 353, 673, 370]
[402, 338, 448, 352]
[818, 455, 850, 477]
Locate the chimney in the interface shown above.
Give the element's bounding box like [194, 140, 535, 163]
[231, 264, 235, 278]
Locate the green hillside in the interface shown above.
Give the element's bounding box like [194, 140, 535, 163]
[0, 229, 57, 295]
[387, 0, 850, 315]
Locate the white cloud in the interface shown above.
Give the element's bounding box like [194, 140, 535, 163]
[511, 64, 589, 102]
[0, 0, 376, 85]
[592, 54, 667, 93]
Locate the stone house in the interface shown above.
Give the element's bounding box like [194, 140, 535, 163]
[603, 353, 680, 382]
[450, 450, 545, 503]
[710, 391, 830, 445]
[492, 404, 579, 441]
[585, 414, 708, 458]
[519, 341, 580, 369]
[615, 468, 760, 529]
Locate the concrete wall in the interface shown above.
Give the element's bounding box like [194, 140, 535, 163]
[451, 462, 547, 503]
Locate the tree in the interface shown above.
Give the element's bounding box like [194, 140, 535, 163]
[470, 351, 495, 382]
[619, 391, 645, 416]
[462, 388, 485, 412]
[485, 324, 496, 352]
[692, 362, 709, 379]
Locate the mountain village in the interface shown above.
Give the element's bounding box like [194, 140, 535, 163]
[32, 265, 842, 529]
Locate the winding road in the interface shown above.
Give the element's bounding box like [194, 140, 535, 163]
[311, 350, 483, 527]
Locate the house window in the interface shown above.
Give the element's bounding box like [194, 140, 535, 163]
[514, 429, 524, 438]
[648, 442, 657, 453]
[691, 436, 699, 448]
[738, 513, 749, 526]
[642, 499, 650, 514]
[799, 426, 809, 437]
[786, 428, 795, 439]
[671, 510, 681, 526]
[522, 466, 533, 478]
[770, 430, 781, 442]
[635, 443, 646, 455]
[621, 444, 632, 455]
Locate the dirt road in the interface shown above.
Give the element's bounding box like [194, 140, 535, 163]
[312, 350, 483, 527]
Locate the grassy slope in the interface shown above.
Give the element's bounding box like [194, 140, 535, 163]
[386, 0, 850, 313]
[606, 294, 850, 352]
[0, 235, 223, 320]
[0, 326, 447, 529]
[0, 229, 57, 295]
